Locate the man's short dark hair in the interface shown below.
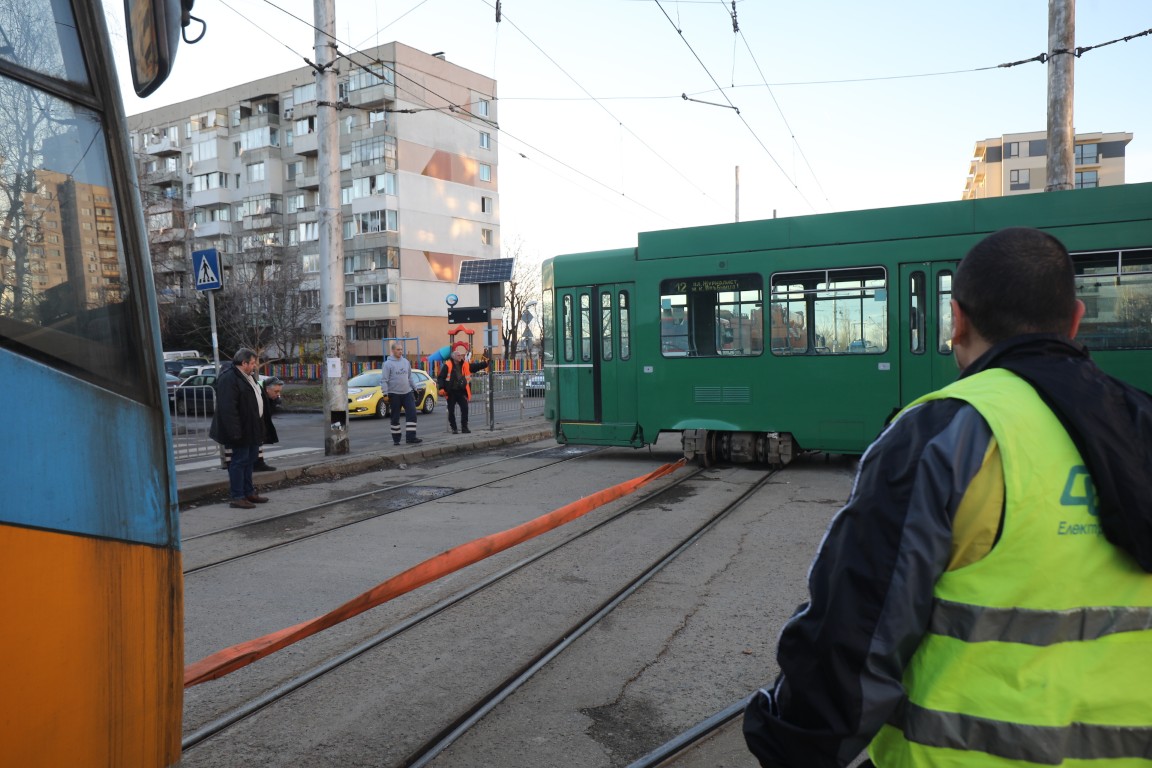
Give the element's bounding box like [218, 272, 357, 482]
[953, 227, 1078, 343]
[232, 347, 258, 365]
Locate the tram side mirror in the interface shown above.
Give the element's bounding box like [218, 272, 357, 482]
[124, 0, 184, 97]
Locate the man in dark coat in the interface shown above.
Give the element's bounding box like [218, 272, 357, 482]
[254, 377, 283, 472]
[209, 348, 269, 509]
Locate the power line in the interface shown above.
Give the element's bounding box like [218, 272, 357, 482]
[476, 0, 718, 203]
[651, 0, 814, 212]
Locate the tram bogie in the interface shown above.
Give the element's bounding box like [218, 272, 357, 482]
[541, 183, 1152, 466]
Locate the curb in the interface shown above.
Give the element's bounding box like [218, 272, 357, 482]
[178, 425, 554, 508]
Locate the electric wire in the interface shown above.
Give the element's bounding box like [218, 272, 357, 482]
[652, 0, 815, 212]
[240, 0, 701, 223]
[474, 0, 718, 202]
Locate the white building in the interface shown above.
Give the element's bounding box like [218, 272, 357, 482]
[129, 43, 500, 361]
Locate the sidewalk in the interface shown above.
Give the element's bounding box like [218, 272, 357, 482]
[177, 417, 554, 507]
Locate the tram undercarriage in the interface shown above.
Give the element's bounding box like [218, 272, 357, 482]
[682, 429, 795, 468]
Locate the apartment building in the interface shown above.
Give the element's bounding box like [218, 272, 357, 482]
[962, 130, 1131, 200]
[128, 43, 500, 361]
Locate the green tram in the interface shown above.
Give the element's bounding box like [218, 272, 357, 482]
[540, 182, 1152, 465]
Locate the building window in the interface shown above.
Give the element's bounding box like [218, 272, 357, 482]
[1075, 170, 1099, 189]
[1075, 143, 1099, 165]
[298, 221, 319, 242]
[481, 228, 493, 245]
[1009, 168, 1030, 191]
[1006, 142, 1020, 158]
[480, 131, 491, 150]
[476, 99, 490, 117]
[479, 163, 492, 183]
[246, 162, 265, 182]
[481, 196, 493, 213]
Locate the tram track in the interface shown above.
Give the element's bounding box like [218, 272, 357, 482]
[181, 445, 603, 575]
[180, 463, 786, 766]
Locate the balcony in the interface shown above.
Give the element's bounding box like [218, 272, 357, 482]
[243, 212, 284, 231]
[293, 131, 318, 157]
[143, 134, 181, 156]
[188, 187, 233, 208]
[152, 227, 187, 244]
[347, 82, 395, 109]
[190, 220, 233, 238]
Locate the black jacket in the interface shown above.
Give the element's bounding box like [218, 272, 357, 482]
[743, 336, 1152, 768]
[260, 385, 279, 445]
[209, 366, 264, 447]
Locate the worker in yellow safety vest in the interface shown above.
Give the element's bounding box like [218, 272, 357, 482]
[743, 227, 1152, 768]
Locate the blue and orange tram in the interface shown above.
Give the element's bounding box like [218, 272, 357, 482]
[540, 183, 1152, 465]
[0, 0, 186, 765]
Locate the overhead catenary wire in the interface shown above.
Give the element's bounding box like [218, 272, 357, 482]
[240, 0, 722, 225]
[652, 0, 815, 213]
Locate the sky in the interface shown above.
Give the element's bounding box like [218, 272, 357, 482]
[106, 0, 1152, 265]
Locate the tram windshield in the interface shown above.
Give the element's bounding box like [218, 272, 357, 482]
[0, 0, 182, 396]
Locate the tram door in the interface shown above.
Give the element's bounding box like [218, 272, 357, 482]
[898, 262, 960, 406]
[596, 285, 636, 429]
[555, 285, 636, 429]
[556, 288, 597, 422]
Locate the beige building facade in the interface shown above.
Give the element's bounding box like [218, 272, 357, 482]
[962, 130, 1132, 200]
[129, 43, 500, 361]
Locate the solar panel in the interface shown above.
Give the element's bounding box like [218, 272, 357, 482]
[458, 257, 514, 284]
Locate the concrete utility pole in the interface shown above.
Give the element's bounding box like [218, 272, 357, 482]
[734, 165, 740, 222]
[315, 0, 349, 454]
[1046, 0, 1075, 192]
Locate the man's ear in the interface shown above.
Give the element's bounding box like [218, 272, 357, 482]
[950, 299, 969, 347]
[1068, 299, 1086, 339]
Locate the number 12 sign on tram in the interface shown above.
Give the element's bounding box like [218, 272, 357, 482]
[193, 248, 222, 291]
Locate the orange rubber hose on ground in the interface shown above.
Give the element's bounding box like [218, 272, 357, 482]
[185, 458, 685, 687]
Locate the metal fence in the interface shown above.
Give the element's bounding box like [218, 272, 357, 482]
[170, 373, 547, 464]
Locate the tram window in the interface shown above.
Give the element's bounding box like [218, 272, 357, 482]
[909, 271, 926, 354]
[562, 294, 574, 362]
[619, 290, 631, 360]
[580, 293, 591, 362]
[938, 272, 954, 354]
[0, 77, 145, 399]
[542, 289, 554, 362]
[0, 0, 88, 83]
[770, 267, 887, 355]
[1074, 248, 1152, 349]
[600, 291, 613, 361]
[659, 274, 762, 358]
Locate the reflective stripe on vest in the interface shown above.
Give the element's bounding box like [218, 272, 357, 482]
[869, 368, 1152, 767]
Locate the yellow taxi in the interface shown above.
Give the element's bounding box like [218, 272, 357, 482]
[347, 368, 438, 418]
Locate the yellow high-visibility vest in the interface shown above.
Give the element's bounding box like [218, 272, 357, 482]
[870, 368, 1152, 767]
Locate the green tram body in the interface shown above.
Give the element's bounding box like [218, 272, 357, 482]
[541, 182, 1152, 464]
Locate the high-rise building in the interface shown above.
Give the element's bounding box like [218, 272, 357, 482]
[962, 130, 1131, 200]
[128, 43, 499, 361]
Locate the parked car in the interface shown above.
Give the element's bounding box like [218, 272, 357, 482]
[164, 357, 207, 376]
[164, 373, 182, 409]
[347, 369, 437, 418]
[523, 372, 545, 397]
[178, 362, 227, 379]
[172, 373, 216, 416]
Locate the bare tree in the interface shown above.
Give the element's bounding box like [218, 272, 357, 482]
[212, 248, 319, 362]
[499, 238, 542, 362]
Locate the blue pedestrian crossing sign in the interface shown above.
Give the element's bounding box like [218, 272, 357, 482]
[193, 248, 222, 291]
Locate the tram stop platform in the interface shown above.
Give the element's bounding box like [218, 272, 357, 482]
[176, 417, 554, 508]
